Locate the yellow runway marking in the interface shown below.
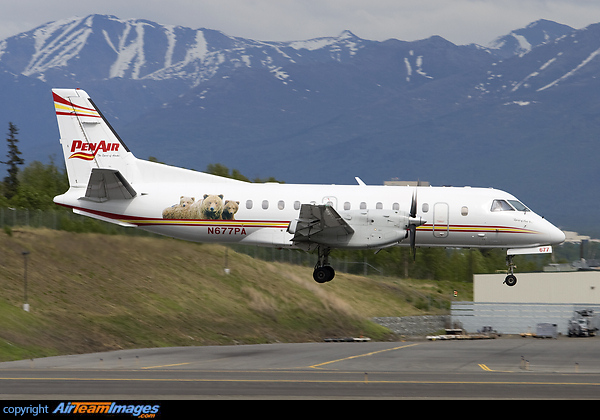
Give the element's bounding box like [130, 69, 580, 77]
[142, 356, 236, 370]
[478, 363, 514, 373]
[309, 343, 421, 369]
[141, 362, 192, 369]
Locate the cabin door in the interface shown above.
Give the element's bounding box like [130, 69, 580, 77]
[433, 202, 449, 238]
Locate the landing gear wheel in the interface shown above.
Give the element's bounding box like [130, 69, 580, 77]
[313, 266, 335, 283]
[504, 254, 517, 286]
[313, 246, 335, 283]
[504, 274, 517, 287]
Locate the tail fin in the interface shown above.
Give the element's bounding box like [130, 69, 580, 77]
[52, 88, 138, 188]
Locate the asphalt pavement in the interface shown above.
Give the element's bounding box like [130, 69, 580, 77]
[1, 337, 600, 399]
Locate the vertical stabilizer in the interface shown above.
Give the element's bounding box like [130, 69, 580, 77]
[53, 88, 138, 187]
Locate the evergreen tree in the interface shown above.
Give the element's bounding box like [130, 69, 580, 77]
[10, 159, 68, 210]
[2, 122, 24, 200]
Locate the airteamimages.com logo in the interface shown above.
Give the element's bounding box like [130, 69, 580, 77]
[3, 402, 160, 418]
[53, 402, 160, 417]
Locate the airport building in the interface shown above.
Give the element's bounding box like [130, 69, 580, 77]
[451, 271, 600, 335]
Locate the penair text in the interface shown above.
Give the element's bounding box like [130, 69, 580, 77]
[70, 140, 120, 153]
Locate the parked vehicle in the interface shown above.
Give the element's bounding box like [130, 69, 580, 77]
[568, 310, 599, 337]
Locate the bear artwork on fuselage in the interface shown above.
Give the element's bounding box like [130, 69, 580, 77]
[162, 196, 195, 219]
[197, 194, 224, 220]
[162, 194, 238, 220]
[222, 200, 240, 220]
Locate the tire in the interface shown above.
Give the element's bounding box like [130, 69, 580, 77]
[313, 266, 335, 283]
[504, 274, 517, 287]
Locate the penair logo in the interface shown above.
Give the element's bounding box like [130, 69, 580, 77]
[69, 140, 120, 161]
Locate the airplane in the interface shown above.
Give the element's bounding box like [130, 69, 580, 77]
[52, 88, 566, 286]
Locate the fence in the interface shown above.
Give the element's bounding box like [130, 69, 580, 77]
[0, 207, 389, 275]
[2, 207, 448, 280]
[0, 207, 157, 237]
[229, 243, 389, 276]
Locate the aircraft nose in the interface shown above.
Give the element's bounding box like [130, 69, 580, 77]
[544, 223, 565, 245]
[552, 227, 566, 245]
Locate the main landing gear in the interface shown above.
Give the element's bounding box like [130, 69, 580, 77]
[504, 255, 517, 287]
[313, 246, 335, 283]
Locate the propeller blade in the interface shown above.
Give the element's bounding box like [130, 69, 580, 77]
[410, 190, 417, 218]
[409, 189, 418, 260]
[409, 224, 416, 260]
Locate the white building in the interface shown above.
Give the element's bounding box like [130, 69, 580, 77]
[452, 272, 600, 335]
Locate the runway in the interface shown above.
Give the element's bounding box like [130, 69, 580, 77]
[1, 338, 600, 399]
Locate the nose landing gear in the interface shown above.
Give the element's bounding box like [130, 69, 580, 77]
[504, 255, 517, 286]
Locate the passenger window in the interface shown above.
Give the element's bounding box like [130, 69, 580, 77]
[422, 203, 429, 213]
[246, 200, 253, 210]
[360, 202, 367, 210]
[262, 200, 269, 210]
[278, 200, 285, 210]
[491, 199, 514, 212]
[392, 203, 399, 210]
[376, 202, 383, 209]
[294, 201, 301, 210]
[461, 206, 469, 216]
[344, 202, 351, 210]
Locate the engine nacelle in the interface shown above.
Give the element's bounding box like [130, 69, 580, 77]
[335, 209, 409, 249]
[289, 204, 416, 250]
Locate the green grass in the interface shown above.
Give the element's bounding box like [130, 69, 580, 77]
[0, 228, 472, 361]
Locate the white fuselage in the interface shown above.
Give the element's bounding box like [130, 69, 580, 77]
[55, 165, 565, 251]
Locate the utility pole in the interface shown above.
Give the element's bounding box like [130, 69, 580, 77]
[22, 251, 30, 312]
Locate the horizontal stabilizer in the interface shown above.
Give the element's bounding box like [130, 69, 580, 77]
[81, 168, 137, 202]
[73, 208, 137, 228]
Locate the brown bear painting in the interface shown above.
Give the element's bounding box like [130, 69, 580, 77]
[222, 200, 240, 220]
[162, 196, 195, 219]
[193, 194, 224, 220]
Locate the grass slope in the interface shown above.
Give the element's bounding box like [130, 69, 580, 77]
[0, 228, 472, 361]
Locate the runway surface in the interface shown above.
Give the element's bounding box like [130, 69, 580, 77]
[1, 338, 600, 399]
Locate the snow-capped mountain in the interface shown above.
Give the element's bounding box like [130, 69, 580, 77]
[0, 15, 371, 87]
[0, 15, 599, 235]
[486, 19, 575, 58]
[479, 21, 600, 95]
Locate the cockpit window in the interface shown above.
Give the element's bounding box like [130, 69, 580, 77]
[508, 200, 530, 212]
[491, 199, 531, 212]
[491, 199, 514, 212]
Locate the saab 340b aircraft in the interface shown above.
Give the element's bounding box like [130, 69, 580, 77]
[52, 88, 565, 286]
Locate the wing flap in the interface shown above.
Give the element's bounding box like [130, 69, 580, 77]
[291, 204, 354, 245]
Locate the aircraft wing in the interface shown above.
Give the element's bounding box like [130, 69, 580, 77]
[290, 204, 354, 246]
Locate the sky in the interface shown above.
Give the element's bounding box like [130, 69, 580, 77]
[2, 0, 600, 46]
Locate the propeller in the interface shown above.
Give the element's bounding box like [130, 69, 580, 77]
[409, 224, 417, 260]
[408, 190, 425, 260]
